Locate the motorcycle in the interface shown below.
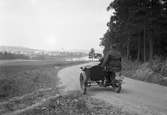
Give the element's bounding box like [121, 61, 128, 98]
[80, 64, 124, 94]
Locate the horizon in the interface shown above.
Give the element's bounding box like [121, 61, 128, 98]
[0, 0, 113, 51]
[0, 45, 103, 53]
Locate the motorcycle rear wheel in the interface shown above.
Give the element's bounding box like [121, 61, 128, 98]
[113, 85, 122, 93]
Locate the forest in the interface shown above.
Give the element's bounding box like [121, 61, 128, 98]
[100, 0, 167, 62]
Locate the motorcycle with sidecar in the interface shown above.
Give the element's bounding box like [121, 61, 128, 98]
[79, 64, 124, 94]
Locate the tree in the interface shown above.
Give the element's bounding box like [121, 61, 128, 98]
[100, 0, 167, 62]
[89, 48, 95, 59]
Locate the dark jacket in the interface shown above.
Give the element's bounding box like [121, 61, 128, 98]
[102, 49, 122, 71]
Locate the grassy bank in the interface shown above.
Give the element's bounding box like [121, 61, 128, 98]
[0, 60, 86, 100]
[122, 58, 167, 86]
[19, 91, 135, 115]
[0, 60, 135, 115]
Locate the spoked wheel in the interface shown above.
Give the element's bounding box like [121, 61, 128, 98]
[113, 85, 122, 93]
[80, 73, 87, 94]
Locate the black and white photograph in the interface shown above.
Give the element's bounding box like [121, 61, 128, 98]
[0, 0, 167, 115]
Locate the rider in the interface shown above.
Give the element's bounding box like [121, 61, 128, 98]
[98, 55, 104, 66]
[101, 44, 122, 86]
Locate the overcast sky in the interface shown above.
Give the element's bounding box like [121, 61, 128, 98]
[0, 0, 113, 51]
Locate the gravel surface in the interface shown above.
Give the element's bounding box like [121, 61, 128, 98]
[58, 62, 167, 115]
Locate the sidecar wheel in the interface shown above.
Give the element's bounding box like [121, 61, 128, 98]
[113, 85, 122, 93]
[80, 73, 87, 94]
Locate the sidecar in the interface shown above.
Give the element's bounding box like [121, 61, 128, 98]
[79, 65, 104, 94]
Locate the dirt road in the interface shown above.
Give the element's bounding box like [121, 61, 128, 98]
[58, 62, 167, 115]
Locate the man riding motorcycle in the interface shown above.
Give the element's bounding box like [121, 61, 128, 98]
[101, 44, 122, 86]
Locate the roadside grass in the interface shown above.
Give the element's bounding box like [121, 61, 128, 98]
[122, 58, 167, 86]
[0, 61, 134, 115]
[0, 60, 87, 100]
[0, 60, 137, 115]
[20, 91, 136, 115]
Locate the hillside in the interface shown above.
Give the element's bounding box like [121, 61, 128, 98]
[0, 46, 40, 51]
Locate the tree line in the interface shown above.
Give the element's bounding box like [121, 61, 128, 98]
[0, 51, 30, 60]
[100, 0, 167, 62]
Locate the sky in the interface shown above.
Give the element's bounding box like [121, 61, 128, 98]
[0, 0, 113, 51]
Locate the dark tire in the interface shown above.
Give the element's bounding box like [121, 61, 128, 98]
[80, 73, 87, 94]
[113, 85, 122, 93]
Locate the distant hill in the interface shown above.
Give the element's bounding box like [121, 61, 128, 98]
[0, 46, 40, 51]
[65, 49, 103, 54]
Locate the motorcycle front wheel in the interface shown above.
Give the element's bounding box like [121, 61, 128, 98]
[80, 73, 87, 94]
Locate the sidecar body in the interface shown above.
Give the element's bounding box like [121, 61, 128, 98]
[80, 65, 104, 94]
